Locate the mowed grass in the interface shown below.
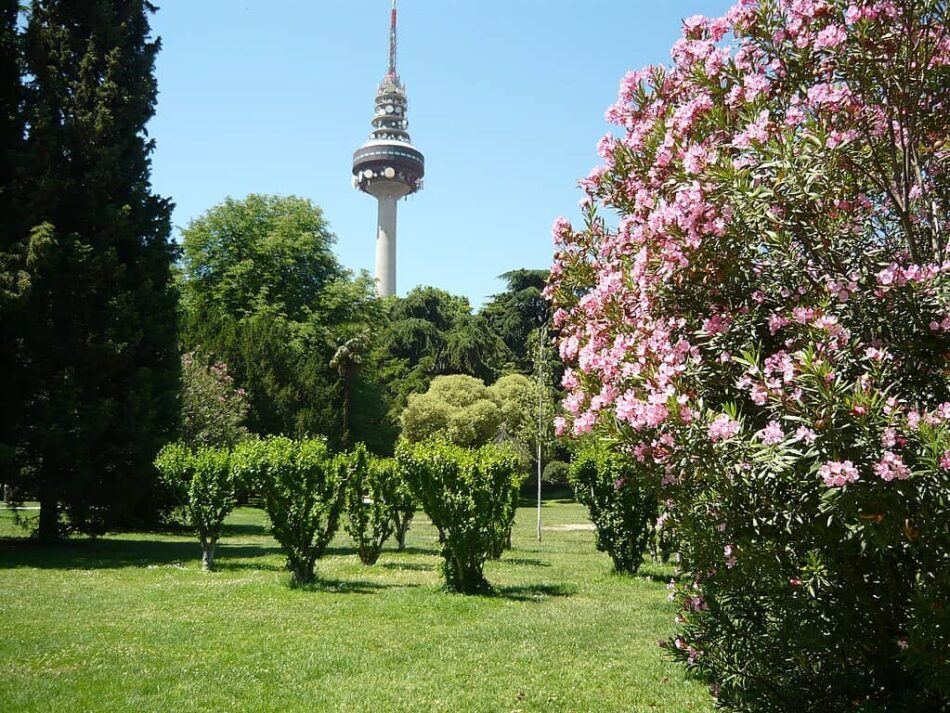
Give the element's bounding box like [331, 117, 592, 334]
[0, 500, 712, 713]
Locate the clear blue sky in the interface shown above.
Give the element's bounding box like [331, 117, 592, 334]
[149, 0, 732, 307]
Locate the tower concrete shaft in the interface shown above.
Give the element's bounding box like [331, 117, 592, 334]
[352, 0, 424, 298]
[373, 182, 409, 297]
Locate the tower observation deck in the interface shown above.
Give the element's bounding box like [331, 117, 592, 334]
[352, 0, 424, 298]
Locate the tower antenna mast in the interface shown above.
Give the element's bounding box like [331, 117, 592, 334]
[389, 0, 398, 76]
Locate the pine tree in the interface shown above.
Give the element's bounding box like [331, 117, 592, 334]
[14, 0, 179, 538]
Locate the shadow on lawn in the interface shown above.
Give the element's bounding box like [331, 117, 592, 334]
[323, 544, 434, 558]
[500, 557, 551, 568]
[293, 577, 414, 595]
[0, 537, 281, 571]
[379, 561, 435, 572]
[493, 582, 576, 602]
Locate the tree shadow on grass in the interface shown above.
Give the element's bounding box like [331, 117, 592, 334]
[291, 577, 415, 595]
[220, 522, 270, 538]
[492, 582, 576, 602]
[378, 561, 435, 572]
[323, 544, 435, 558]
[0, 537, 281, 571]
[499, 557, 551, 567]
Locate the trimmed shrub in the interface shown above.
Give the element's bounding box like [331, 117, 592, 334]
[233, 437, 345, 585]
[154, 443, 238, 570]
[568, 446, 657, 575]
[342, 445, 401, 565]
[396, 441, 524, 593]
[376, 458, 416, 551]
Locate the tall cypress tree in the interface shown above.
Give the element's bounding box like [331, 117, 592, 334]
[0, 0, 23, 486]
[15, 0, 179, 538]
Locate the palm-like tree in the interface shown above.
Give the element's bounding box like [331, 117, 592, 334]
[330, 334, 367, 447]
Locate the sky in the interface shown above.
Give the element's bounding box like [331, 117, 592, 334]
[149, 0, 733, 308]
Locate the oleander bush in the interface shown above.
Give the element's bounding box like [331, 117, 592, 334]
[154, 443, 239, 570]
[342, 445, 401, 565]
[232, 437, 345, 585]
[396, 441, 524, 593]
[568, 446, 657, 575]
[546, 0, 950, 708]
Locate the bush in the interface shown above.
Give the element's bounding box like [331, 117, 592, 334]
[180, 352, 250, 449]
[568, 446, 657, 575]
[154, 443, 238, 570]
[233, 437, 345, 585]
[342, 445, 401, 565]
[376, 458, 416, 551]
[546, 1, 950, 708]
[542, 460, 570, 487]
[396, 441, 525, 593]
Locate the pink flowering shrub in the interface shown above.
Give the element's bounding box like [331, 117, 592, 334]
[547, 0, 950, 708]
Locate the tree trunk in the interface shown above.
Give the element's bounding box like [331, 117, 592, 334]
[397, 527, 406, 551]
[201, 538, 217, 570]
[37, 489, 59, 543]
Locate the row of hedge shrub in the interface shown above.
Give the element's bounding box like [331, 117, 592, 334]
[155, 439, 524, 593]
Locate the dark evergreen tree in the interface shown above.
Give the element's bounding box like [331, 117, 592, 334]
[12, 0, 179, 539]
[480, 269, 551, 373]
[0, 0, 25, 486]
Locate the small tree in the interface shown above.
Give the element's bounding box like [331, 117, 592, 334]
[387, 460, 416, 551]
[341, 445, 400, 565]
[154, 444, 238, 570]
[568, 446, 657, 575]
[233, 437, 345, 585]
[397, 441, 524, 593]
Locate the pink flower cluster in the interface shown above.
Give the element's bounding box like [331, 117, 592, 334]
[873, 452, 911, 482]
[819, 460, 860, 487]
[709, 414, 741, 443]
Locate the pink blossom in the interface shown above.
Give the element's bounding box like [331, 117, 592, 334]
[724, 545, 737, 568]
[708, 414, 741, 442]
[819, 460, 861, 487]
[760, 420, 785, 445]
[874, 452, 911, 482]
[795, 426, 817, 445]
[813, 25, 846, 49]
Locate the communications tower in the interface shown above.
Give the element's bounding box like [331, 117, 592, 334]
[352, 0, 425, 297]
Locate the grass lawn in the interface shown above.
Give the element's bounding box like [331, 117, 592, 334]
[0, 499, 712, 713]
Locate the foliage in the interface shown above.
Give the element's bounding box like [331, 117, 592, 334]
[379, 286, 511, 417]
[342, 445, 405, 565]
[180, 352, 250, 448]
[380, 458, 416, 551]
[400, 375, 503, 447]
[179, 195, 389, 450]
[396, 441, 525, 593]
[481, 269, 551, 373]
[547, 1, 950, 709]
[3, 0, 180, 539]
[154, 444, 238, 570]
[232, 437, 345, 585]
[568, 446, 657, 575]
[542, 460, 570, 486]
